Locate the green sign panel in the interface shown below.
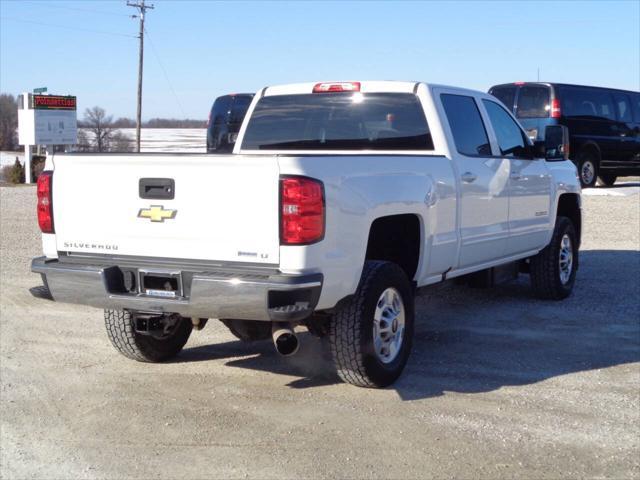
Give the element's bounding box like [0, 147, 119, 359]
[33, 87, 47, 94]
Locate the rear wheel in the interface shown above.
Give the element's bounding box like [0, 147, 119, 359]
[328, 261, 414, 388]
[529, 216, 578, 300]
[577, 151, 599, 188]
[104, 309, 192, 362]
[597, 174, 617, 187]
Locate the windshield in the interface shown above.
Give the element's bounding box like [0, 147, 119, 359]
[241, 93, 434, 151]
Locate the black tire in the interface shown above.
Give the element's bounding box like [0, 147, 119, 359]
[104, 309, 192, 362]
[530, 216, 578, 300]
[577, 150, 599, 188]
[597, 174, 617, 187]
[328, 261, 414, 388]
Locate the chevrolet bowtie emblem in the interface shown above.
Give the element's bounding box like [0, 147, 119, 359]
[137, 205, 177, 223]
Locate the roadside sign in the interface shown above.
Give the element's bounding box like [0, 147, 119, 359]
[33, 87, 48, 94]
[18, 93, 78, 146]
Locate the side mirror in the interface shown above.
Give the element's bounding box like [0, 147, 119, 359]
[543, 125, 569, 161]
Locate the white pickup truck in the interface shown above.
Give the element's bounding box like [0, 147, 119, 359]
[32, 81, 581, 388]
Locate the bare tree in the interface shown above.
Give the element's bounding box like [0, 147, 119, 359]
[110, 131, 134, 152]
[0, 94, 18, 151]
[83, 106, 116, 152]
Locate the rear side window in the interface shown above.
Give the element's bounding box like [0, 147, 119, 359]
[482, 100, 529, 158]
[612, 93, 633, 123]
[516, 85, 551, 118]
[241, 93, 434, 150]
[489, 86, 516, 111]
[441, 94, 491, 156]
[229, 96, 252, 125]
[559, 86, 616, 120]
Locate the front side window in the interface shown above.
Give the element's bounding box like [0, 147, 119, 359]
[516, 85, 551, 118]
[241, 93, 434, 151]
[441, 94, 491, 156]
[631, 93, 640, 123]
[612, 93, 632, 123]
[482, 100, 530, 158]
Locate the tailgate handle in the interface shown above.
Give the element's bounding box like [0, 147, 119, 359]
[139, 178, 175, 200]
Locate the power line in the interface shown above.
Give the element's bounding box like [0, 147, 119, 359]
[20, 1, 132, 18]
[143, 26, 188, 118]
[0, 16, 137, 38]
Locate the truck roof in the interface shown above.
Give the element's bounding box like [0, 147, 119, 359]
[263, 80, 484, 97]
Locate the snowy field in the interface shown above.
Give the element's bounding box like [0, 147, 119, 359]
[115, 128, 206, 153]
[0, 128, 207, 168]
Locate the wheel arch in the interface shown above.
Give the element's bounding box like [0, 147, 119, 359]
[575, 141, 601, 162]
[557, 193, 582, 247]
[364, 213, 422, 281]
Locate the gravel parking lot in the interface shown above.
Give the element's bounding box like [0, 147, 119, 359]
[1, 183, 639, 479]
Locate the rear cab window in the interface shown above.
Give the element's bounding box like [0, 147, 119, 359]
[440, 94, 491, 156]
[241, 92, 434, 151]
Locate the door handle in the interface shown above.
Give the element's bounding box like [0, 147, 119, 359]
[461, 172, 477, 183]
[510, 173, 523, 181]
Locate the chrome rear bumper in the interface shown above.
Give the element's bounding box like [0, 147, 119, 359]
[31, 256, 322, 322]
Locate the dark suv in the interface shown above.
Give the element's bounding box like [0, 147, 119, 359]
[488, 82, 640, 187]
[206, 93, 254, 153]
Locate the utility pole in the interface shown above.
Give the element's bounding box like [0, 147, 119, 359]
[127, 0, 154, 152]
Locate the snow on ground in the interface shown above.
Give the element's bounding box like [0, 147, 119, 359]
[115, 128, 206, 152]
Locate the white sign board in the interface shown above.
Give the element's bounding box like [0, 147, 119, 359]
[18, 94, 77, 145]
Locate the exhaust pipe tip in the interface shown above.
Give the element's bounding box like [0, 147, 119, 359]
[272, 323, 299, 356]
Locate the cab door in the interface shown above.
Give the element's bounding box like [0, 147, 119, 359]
[481, 99, 552, 255]
[437, 90, 510, 269]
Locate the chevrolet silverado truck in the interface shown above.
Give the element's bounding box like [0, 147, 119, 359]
[31, 81, 581, 388]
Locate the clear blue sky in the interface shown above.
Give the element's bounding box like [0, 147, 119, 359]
[1, 0, 638, 120]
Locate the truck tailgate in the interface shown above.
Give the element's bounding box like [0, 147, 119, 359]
[52, 154, 280, 265]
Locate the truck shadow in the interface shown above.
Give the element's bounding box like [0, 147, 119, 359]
[178, 249, 640, 399]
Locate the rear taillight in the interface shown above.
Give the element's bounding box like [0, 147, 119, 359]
[551, 98, 561, 118]
[313, 82, 361, 93]
[37, 171, 54, 233]
[280, 176, 324, 245]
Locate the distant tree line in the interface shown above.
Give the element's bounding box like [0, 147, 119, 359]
[81, 117, 206, 129]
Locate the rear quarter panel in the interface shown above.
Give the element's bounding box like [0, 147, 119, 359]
[277, 154, 457, 310]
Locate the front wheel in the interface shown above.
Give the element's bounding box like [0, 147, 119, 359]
[328, 261, 414, 388]
[529, 216, 578, 300]
[104, 309, 192, 362]
[577, 151, 599, 188]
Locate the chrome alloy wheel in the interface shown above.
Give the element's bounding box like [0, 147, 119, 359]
[373, 287, 405, 364]
[581, 160, 595, 185]
[559, 233, 573, 285]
